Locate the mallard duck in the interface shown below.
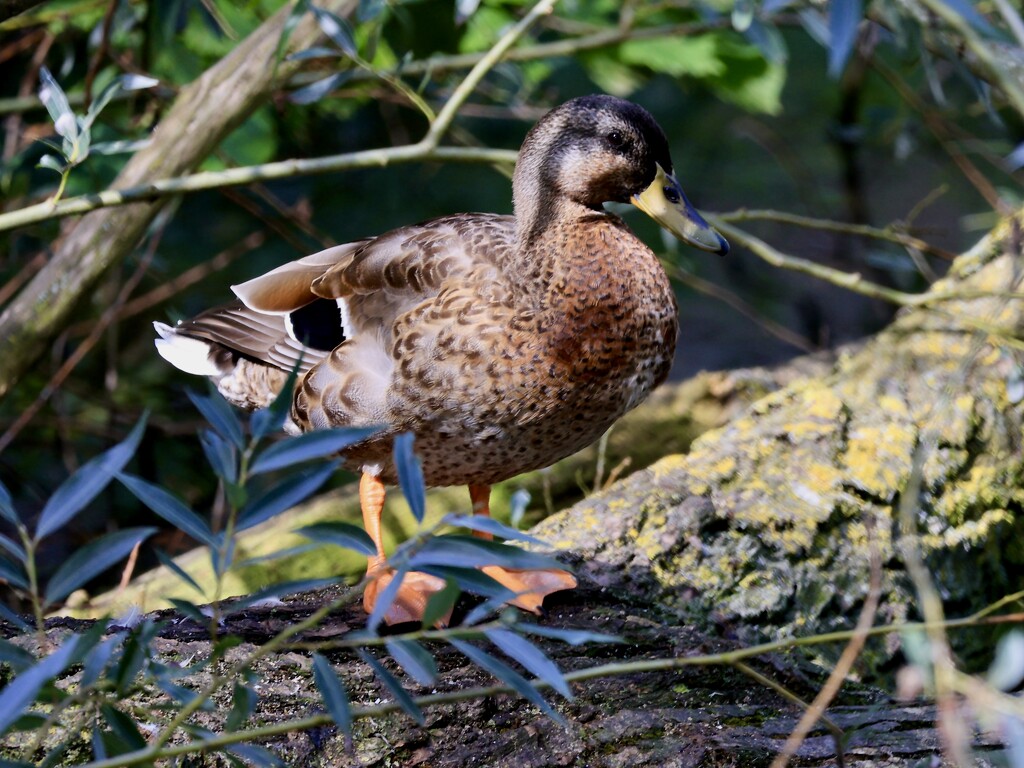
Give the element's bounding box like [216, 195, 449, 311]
[154, 94, 728, 625]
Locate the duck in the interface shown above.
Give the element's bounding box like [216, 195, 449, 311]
[154, 94, 728, 625]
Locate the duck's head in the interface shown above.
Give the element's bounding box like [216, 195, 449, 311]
[513, 94, 728, 256]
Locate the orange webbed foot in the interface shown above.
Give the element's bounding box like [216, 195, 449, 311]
[480, 566, 578, 614]
[363, 564, 453, 627]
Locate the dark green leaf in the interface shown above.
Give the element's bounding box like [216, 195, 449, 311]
[199, 429, 238, 484]
[226, 744, 283, 767]
[441, 514, 544, 544]
[393, 432, 425, 523]
[422, 578, 461, 628]
[485, 628, 572, 699]
[366, 565, 408, 632]
[250, 426, 379, 474]
[274, 0, 309, 69]
[0, 557, 28, 590]
[286, 46, 342, 61]
[449, 639, 562, 723]
[937, 0, 997, 35]
[358, 649, 424, 724]
[35, 415, 146, 542]
[168, 598, 210, 625]
[188, 389, 244, 449]
[827, 0, 862, 78]
[408, 535, 563, 571]
[44, 527, 156, 606]
[417, 565, 511, 600]
[250, 367, 299, 440]
[296, 522, 376, 555]
[154, 548, 204, 595]
[462, 594, 516, 627]
[91, 725, 106, 761]
[81, 635, 122, 687]
[0, 634, 80, 736]
[0, 531, 26, 562]
[0, 479, 17, 524]
[0, 758, 36, 767]
[237, 462, 338, 530]
[226, 682, 259, 731]
[358, 0, 386, 22]
[519, 624, 622, 646]
[157, 679, 208, 708]
[118, 473, 216, 547]
[385, 639, 437, 685]
[0, 639, 35, 673]
[99, 704, 147, 751]
[0, 603, 30, 632]
[226, 577, 337, 613]
[310, 5, 357, 55]
[289, 72, 351, 105]
[312, 653, 353, 739]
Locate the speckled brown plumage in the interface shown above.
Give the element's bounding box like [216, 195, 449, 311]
[154, 94, 728, 623]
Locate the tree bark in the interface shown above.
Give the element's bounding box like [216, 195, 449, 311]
[0, 0, 354, 398]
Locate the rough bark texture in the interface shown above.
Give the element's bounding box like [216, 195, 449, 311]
[0, 0, 353, 398]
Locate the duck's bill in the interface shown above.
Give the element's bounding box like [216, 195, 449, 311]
[632, 164, 729, 256]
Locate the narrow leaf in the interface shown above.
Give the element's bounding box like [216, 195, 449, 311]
[0, 532, 26, 562]
[250, 367, 298, 440]
[286, 46, 342, 61]
[441, 514, 544, 544]
[827, 0, 862, 78]
[118, 473, 216, 547]
[296, 522, 376, 555]
[937, 0, 997, 35]
[226, 744, 282, 767]
[408, 535, 564, 571]
[187, 389, 244, 449]
[37, 154, 65, 173]
[417, 565, 512, 600]
[366, 565, 408, 632]
[519, 624, 622, 646]
[44, 527, 156, 606]
[0, 557, 28, 590]
[310, 6, 357, 55]
[422, 578, 461, 628]
[358, 649, 424, 724]
[485, 628, 572, 699]
[393, 433, 425, 523]
[0, 479, 17, 524]
[456, 0, 481, 24]
[81, 635, 123, 687]
[199, 429, 238, 484]
[357, 0, 386, 22]
[168, 598, 210, 625]
[385, 639, 437, 686]
[226, 577, 337, 612]
[226, 683, 258, 731]
[0, 602, 30, 632]
[449, 639, 562, 723]
[38, 68, 76, 140]
[153, 548, 204, 595]
[35, 415, 146, 542]
[288, 72, 350, 105]
[0, 639, 36, 673]
[237, 462, 338, 531]
[312, 653, 353, 738]
[250, 426, 379, 474]
[99, 704, 146, 751]
[988, 630, 1024, 691]
[121, 74, 159, 91]
[0, 634, 80, 736]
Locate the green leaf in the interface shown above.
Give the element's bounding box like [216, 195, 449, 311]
[0, 602, 30, 632]
[296, 522, 376, 555]
[99, 704, 147, 752]
[407, 535, 564, 571]
[358, 649, 424, 724]
[519, 624, 622, 646]
[393, 433, 425, 523]
[366, 565, 408, 632]
[0, 557, 28, 591]
[37, 67, 77, 140]
[422, 578, 461, 628]
[0, 638, 36, 673]
[227, 577, 337, 612]
[485, 628, 572, 699]
[199, 428, 238, 484]
[0, 478, 16, 524]
[357, 0, 386, 22]
[153, 548, 204, 595]
[168, 598, 209, 625]
[827, 0, 862, 78]
[310, 5, 357, 56]
[289, 72, 352, 105]
[0, 532, 26, 562]
[35, 415, 146, 542]
[188, 389, 244, 449]
[441, 514, 544, 544]
[225, 744, 283, 767]
[312, 653, 353, 740]
[118, 473, 216, 548]
[250, 426, 379, 474]
[81, 636, 122, 687]
[385, 639, 437, 686]
[286, 46, 342, 61]
[237, 462, 338, 531]
[619, 35, 726, 79]
[0, 634, 80, 736]
[226, 682, 258, 731]
[707, 35, 786, 115]
[44, 527, 156, 607]
[449, 639, 562, 723]
[250, 367, 299, 440]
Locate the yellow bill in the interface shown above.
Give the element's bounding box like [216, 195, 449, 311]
[632, 163, 729, 255]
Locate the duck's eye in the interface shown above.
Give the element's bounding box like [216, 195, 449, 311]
[663, 186, 681, 204]
[606, 130, 627, 149]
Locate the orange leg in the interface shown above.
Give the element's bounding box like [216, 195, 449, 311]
[467, 483, 577, 614]
[360, 473, 450, 626]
